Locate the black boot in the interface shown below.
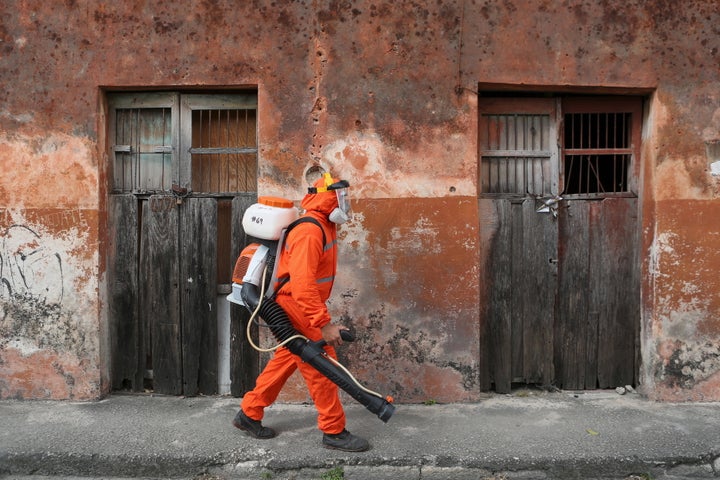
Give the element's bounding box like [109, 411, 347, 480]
[322, 429, 370, 452]
[232, 410, 277, 439]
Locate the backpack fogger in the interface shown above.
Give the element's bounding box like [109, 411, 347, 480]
[227, 196, 395, 423]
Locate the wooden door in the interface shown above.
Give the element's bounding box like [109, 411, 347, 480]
[108, 194, 258, 395]
[481, 196, 639, 393]
[479, 95, 642, 393]
[555, 197, 640, 390]
[483, 198, 557, 393]
[107, 92, 259, 396]
[109, 195, 217, 395]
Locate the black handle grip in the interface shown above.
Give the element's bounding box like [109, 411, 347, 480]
[312, 329, 355, 349]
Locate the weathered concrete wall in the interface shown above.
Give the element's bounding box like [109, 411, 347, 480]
[0, 140, 102, 399]
[0, 0, 718, 401]
[643, 90, 720, 400]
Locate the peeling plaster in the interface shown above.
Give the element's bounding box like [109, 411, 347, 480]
[387, 217, 442, 255]
[0, 208, 100, 399]
[5, 338, 42, 357]
[707, 140, 720, 179]
[711, 161, 720, 176]
[649, 231, 679, 281]
[0, 110, 33, 124]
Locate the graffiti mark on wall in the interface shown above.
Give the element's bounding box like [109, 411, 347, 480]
[0, 224, 64, 347]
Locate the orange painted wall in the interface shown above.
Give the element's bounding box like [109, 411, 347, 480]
[645, 200, 720, 401]
[0, 0, 718, 401]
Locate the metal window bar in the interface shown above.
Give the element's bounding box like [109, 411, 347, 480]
[563, 112, 632, 195]
[190, 108, 257, 194]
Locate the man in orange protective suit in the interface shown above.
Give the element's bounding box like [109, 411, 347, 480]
[233, 172, 369, 452]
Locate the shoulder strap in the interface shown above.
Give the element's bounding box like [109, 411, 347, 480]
[285, 216, 327, 247]
[267, 216, 327, 298]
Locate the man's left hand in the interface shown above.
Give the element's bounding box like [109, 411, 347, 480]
[320, 323, 348, 347]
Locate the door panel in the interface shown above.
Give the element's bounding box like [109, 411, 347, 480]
[520, 199, 557, 384]
[108, 195, 142, 391]
[141, 196, 181, 394]
[555, 198, 639, 389]
[180, 198, 218, 396]
[485, 198, 513, 393]
[484, 198, 557, 393]
[555, 201, 591, 389]
[590, 198, 639, 388]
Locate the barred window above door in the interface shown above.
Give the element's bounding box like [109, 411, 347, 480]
[190, 108, 257, 193]
[479, 95, 642, 199]
[108, 92, 258, 195]
[562, 103, 637, 196]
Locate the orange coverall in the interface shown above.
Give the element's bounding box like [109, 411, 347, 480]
[240, 180, 346, 434]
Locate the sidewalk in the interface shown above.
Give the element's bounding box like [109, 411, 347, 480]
[1, 390, 719, 480]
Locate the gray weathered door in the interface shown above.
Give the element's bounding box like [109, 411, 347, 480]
[555, 197, 639, 390]
[482, 198, 557, 392]
[481, 196, 639, 393]
[106, 93, 260, 396]
[479, 96, 642, 393]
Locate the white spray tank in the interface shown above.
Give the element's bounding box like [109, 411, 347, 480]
[242, 196, 299, 240]
[228, 196, 299, 306]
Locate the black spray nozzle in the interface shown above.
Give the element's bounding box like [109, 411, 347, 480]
[314, 329, 355, 348]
